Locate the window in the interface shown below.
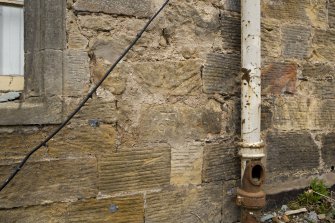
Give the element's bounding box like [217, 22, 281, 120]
[0, 0, 24, 91]
[0, 0, 66, 125]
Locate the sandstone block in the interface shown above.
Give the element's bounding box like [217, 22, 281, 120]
[220, 15, 240, 51]
[0, 158, 98, 208]
[64, 50, 90, 97]
[170, 142, 203, 186]
[98, 144, 171, 194]
[299, 63, 335, 99]
[262, 62, 297, 95]
[202, 53, 240, 94]
[273, 97, 335, 130]
[282, 25, 311, 59]
[67, 12, 89, 49]
[0, 203, 67, 223]
[145, 184, 222, 223]
[202, 142, 239, 183]
[266, 131, 319, 173]
[321, 133, 335, 169]
[329, 0, 335, 28]
[262, 0, 308, 22]
[133, 60, 202, 96]
[49, 124, 117, 158]
[261, 20, 281, 58]
[223, 0, 240, 12]
[67, 196, 144, 223]
[139, 104, 222, 143]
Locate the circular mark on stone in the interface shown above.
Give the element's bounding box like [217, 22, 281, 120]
[109, 204, 119, 213]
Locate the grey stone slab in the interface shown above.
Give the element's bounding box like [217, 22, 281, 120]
[74, 0, 153, 18]
[40, 0, 66, 50]
[42, 50, 63, 97]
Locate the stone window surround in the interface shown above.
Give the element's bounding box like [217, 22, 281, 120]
[0, 0, 66, 125]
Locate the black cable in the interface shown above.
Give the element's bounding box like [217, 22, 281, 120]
[0, 0, 170, 192]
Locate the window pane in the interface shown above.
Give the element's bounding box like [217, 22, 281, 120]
[0, 5, 24, 76]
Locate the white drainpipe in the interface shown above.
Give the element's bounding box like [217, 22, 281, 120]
[240, 0, 264, 177]
[236, 1, 266, 222]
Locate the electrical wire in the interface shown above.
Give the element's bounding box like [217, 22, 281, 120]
[0, 0, 170, 192]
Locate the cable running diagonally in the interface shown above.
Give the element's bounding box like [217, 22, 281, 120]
[0, 0, 170, 192]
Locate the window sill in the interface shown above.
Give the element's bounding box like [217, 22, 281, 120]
[0, 97, 62, 125]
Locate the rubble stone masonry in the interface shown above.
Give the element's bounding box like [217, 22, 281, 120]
[0, 0, 335, 222]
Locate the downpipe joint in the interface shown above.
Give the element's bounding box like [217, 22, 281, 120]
[236, 160, 266, 223]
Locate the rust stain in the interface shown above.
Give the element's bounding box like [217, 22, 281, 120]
[261, 63, 297, 95]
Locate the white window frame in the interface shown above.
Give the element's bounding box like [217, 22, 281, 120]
[0, 0, 24, 92]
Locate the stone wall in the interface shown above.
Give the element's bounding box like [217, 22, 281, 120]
[0, 0, 335, 222]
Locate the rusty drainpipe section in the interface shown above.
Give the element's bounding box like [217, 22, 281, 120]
[236, 0, 266, 222]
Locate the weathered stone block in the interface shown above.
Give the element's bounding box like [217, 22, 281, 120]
[49, 124, 117, 158]
[64, 50, 90, 97]
[202, 53, 240, 94]
[0, 202, 67, 223]
[40, 0, 66, 50]
[301, 63, 335, 79]
[74, 0, 153, 18]
[273, 97, 335, 130]
[25, 49, 63, 97]
[171, 142, 203, 185]
[329, 0, 335, 28]
[262, 0, 327, 26]
[74, 99, 121, 124]
[0, 127, 50, 162]
[98, 144, 171, 194]
[42, 50, 63, 96]
[202, 142, 239, 183]
[66, 11, 89, 49]
[282, 25, 311, 59]
[262, 0, 312, 22]
[78, 14, 114, 31]
[67, 196, 144, 223]
[0, 158, 98, 208]
[25, 51, 44, 97]
[261, 99, 274, 131]
[262, 62, 297, 95]
[0, 195, 144, 223]
[139, 104, 222, 142]
[222, 180, 240, 223]
[313, 29, 335, 62]
[220, 15, 241, 51]
[0, 98, 63, 125]
[299, 63, 335, 99]
[223, 0, 240, 12]
[313, 29, 335, 47]
[261, 20, 281, 58]
[91, 37, 129, 64]
[145, 184, 222, 223]
[266, 131, 319, 173]
[24, 0, 41, 52]
[321, 133, 335, 169]
[133, 60, 202, 96]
